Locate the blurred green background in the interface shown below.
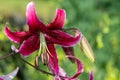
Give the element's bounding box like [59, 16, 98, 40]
[0, 0, 120, 80]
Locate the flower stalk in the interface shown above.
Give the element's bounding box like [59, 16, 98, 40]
[0, 52, 17, 61]
[0, 51, 54, 76]
[19, 57, 54, 76]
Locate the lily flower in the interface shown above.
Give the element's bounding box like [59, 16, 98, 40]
[4, 1, 82, 57]
[0, 67, 19, 80]
[3, 1, 95, 80]
[4, 1, 81, 77]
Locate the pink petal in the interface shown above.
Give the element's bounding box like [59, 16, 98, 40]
[0, 67, 19, 80]
[48, 9, 66, 29]
[4, 27, 30, 43]
[58, 56, 84, 80]
[54, 76, 61, 80]
[89, 71, 94, 80]
[47, 44, 59, 75]
[59, 67, 66, 77]
[0, 78, 3, 80]
[19, 34, 40, 57]
[46, 30, 82, 47]
[62, 47, 75, 63]
[68, 56, 84, 79]
[26, 2, 47, 33]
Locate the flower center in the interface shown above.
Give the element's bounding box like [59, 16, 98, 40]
[38, 33, 52, 65]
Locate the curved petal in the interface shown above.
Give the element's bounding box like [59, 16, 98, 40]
[68, 56, 84, 79]
[54, 67, 66, 80]
[54, 76, 61, 80]
[0, 77, 3, 80]
[62, 56, 84, 80]
[59, 67, 66, 77]
[47, 44, 59, 75]
[48, 9, 66, 29]
[19, 34, 40, 57]
[62, 47, 75, 63]
[0, 67, 19, 80]
[4, 27, 31, 43]
[46, 30, 82, 47]
[58, 56, 84, 80]
[26, 2, 47, 33]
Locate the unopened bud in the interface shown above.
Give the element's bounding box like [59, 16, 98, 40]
[79, 36, 95, 62]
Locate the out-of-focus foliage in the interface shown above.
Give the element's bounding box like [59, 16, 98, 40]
[0, 0, 120, 80]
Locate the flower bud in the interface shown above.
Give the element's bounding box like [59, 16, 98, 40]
[79, 35, 95, 62]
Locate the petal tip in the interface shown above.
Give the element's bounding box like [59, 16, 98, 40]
[4, 27, 19, 43]
[56, 9, 66, 15]
[48, 9, 66, 29]
[27, 1, 34, 8]
[26, 1, 35, 16]
[90, 71, 94, 80]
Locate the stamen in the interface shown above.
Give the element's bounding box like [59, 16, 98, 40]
[35, 55, 39, 68]
[38, 32, 53, 65]
[41, 52, 49, 65]
[44, 44, 53, 58]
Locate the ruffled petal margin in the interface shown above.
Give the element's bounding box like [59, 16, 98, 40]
[48, 9, 66, 29]
[19, 34, 40, 57]
[4, 27, 30, 43]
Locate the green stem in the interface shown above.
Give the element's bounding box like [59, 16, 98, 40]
[0, 51, 54, 76]
[0, 52, 17, 60]
[19, 57, 54, 76]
